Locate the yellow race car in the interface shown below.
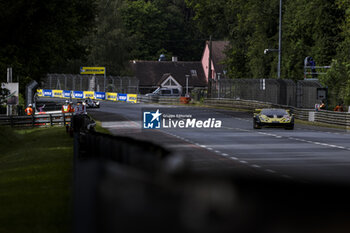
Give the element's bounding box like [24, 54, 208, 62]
[253, 108, 294, 130]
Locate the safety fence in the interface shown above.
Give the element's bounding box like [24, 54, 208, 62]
[0, 113, 72, 127]
[209, 79, 324, 109]
[204, 98, 350, 128]
[36, 89, 138, 103]
[43, 74, 139, 93]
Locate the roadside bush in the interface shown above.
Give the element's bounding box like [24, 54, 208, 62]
[319, 59, 350, 107]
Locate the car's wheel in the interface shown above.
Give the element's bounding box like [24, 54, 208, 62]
[253, 119, 262, 129]
[285, 124, 294, 130]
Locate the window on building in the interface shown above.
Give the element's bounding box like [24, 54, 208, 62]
[170, 79, 177, 86]
[161, 90, 171, 95]
[164, 80, 171, 86]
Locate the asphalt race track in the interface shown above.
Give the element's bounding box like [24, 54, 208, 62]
[41, 97, 350, 232]
[88, 100, 350, 184]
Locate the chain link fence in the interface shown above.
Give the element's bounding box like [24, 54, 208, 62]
[42, 74, 139, 94]
[209, 78, 323, 108]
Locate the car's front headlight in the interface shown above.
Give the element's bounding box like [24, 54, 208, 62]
[259, 115, 269, 122]
[281, 115, 291, 122]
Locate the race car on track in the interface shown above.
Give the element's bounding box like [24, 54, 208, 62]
[83, 98, 100, 108]
[253, 108, 294, 130]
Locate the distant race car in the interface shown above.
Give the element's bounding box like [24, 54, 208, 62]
[253, 108, 294, 130]
[83, 98, 100, 108]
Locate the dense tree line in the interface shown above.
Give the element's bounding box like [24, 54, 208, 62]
[187, 0, 349, 106]
[0, 0, 96, 92]
[1, 0, 349, 105]
[319, 0, 350, 106]
[85, 0, 206, 75]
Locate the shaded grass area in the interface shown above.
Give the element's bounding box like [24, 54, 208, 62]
[0, 126, 73, 233]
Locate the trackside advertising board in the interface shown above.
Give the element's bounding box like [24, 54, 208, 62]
[127, 94, 137, 103]
[36, 89, 137, 103]
[83, 91, 94, 99]
[37, 89, 43, 97]
[63, 90, 72, 98]
[43, 89, 53, 97]
[52, 90, 63, 98]
[106, 92, 117, 101]
[118, 93, 127, 102]
[95, 92, 106, 100]
[73, 91, 84, 99]
[80, 67, 105, 75]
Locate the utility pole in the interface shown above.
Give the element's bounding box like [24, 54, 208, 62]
[104, 67, 106, 92]
[208, 35, 212, 97]
[217, 73, 221, 98]
[278, 0, 282, 79]
[185, 75, 190, 97]
[7, 68, 12, 116]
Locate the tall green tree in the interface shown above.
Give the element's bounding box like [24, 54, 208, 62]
[153, 0, 205, 61]
[119, 0, 167, 60]
[282, 0, 342, 80]
[0, 0, 97, 87]
[320, 0, 350, 106]
[224, 0, 279, 79]
[85, 0, 130, 75]
[187, 0, 344, 81]
[118, 0, 204, 61]
[185, 0, 231, 38]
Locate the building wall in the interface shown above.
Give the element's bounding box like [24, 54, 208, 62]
[201, 43, 215, 82]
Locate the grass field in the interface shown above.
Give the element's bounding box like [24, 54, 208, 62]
[0, 126, 73, 233]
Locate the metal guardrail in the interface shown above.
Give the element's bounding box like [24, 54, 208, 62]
[204, 98, 275, 110]
[314, 110, 350, 127]
[0, 113, 73, 127]
[204, 98, 350, 127]
[291, 108, 310, 121]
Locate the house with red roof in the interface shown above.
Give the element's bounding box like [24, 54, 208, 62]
[201, 41, 229, 82]
[130, 41, 229, 94]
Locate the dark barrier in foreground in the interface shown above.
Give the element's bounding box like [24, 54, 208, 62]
[76, 131, 171, 172]
[73, 118, 179, 233]
[73, 116, 350, 233]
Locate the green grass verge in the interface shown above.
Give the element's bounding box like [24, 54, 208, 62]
[94, 120, 111, 134]
[294, 119, 350, 130]
[0, 126, 73, 233]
